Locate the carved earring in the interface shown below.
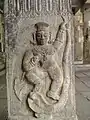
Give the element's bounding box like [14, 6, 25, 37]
[48, 32, 52, 44]
[30, 33, 37, 45]
[32, 33, 36, 40]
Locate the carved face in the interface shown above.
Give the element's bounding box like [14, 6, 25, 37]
[36, 30, 49, 45]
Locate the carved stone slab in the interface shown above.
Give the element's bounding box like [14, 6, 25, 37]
[4, 0, 78, 120]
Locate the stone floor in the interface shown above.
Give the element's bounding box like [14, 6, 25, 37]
[76, 69, 90, 120]
[0, 69, 90, 120]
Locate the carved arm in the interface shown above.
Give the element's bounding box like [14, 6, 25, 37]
[23, 50, 34, 72]
[53, 21, 67, 51]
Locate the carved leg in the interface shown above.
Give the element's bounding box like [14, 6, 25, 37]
[26, 71, 43, 99]
[47, 65, 63, 100]
[30, 82, 43, 99]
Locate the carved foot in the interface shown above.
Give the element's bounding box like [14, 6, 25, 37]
[29, 92, 41, 106]
[47, 91, 60, 101]
[30, 92, 37, 100]
[35, 113, 41, 118]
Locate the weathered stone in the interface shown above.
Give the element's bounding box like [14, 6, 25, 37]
[4, 0, 77, 120]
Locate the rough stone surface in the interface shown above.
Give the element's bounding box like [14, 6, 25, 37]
[1, 69, 90, 120]
[4, 0, 77, 120]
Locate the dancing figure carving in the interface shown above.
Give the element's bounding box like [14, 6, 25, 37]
[14, 17, 71, 117]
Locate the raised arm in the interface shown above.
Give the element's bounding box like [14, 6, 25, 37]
[53, 20, 67, 51]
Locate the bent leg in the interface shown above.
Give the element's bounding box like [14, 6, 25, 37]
[47, 64, 63, 100]
[26, 71, 43, 98]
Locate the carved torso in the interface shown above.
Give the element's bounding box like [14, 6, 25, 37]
[32, 45, 57, 69]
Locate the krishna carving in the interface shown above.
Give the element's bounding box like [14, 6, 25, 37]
[14, 17, 71, 117]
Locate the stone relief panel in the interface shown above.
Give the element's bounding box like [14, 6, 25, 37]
[13, 17, 71, 118]
[4, 0, 77, 119]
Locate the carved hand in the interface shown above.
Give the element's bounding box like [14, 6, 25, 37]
[30, 54, 42, 66]
[59, 22, 67, 31]
[59, 16, 68, 30]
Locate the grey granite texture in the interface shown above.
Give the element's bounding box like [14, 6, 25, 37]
[1, 69, 90, 120]
[4, 0, 77, 120]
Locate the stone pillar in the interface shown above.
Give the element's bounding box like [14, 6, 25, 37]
[83, 7, 90, 63]
[4, 0, 78, 120]
[0, 11, 4, 52]
[74, 9, 84, 64]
